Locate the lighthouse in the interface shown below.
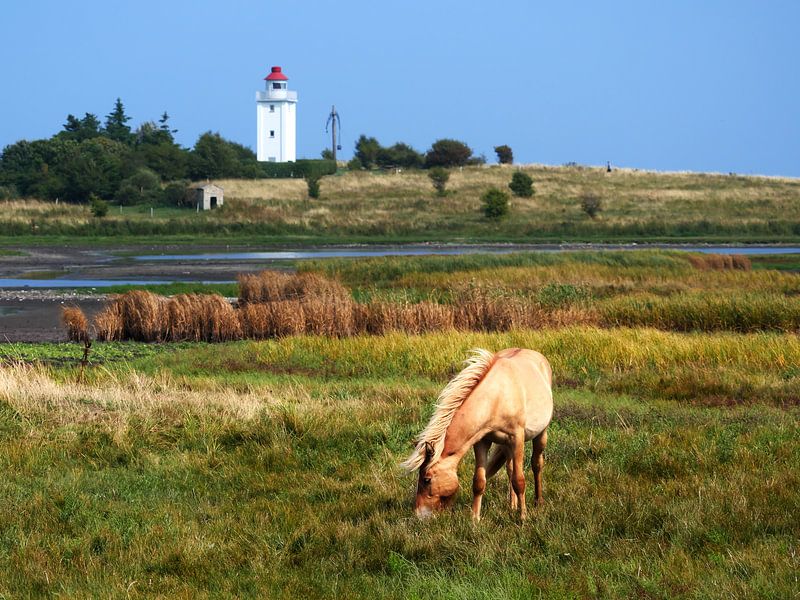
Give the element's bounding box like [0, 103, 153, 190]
[256, 66, 297, 162]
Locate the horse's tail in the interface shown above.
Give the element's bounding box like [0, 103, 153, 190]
[401, 348, 495, 472]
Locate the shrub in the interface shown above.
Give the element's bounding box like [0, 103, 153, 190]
[428, 167, 450, 197]
[581, 194, 602, 218]
[508, 171, 534, 197]
[481, 188, 509, 219]
[161, 181, 190, 207]
[494, 145, 513, 164]
[320, 148, 334, 160]
[89, 194, 109, 217]
[307, 176, 321, 199]
[424, 139, 472, 168]
[346, 157, 362, 171]
[376, 143, 424, 169]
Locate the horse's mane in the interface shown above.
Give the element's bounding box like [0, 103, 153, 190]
[401, 348, 496, 472]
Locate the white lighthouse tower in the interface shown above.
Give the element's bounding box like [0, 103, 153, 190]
[256, 66, 297, 162]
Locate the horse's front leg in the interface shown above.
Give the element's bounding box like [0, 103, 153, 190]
[511, 428, 527, 520]
[471, 439, 491, 522]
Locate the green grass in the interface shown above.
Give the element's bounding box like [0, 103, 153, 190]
[750, 254, 800, 271]
[97, 282, 238, 297]
[3, 165, 800, 244]
[1, 336, 798, 597]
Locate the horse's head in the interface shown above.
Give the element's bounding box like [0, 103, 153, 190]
[414, 442, 459, 518]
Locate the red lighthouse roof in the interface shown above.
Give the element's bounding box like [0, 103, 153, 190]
[265, 66, 288, 81]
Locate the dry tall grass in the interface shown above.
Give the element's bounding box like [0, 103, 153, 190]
[688, 253, 751, 271]
[61, 306, 89, 342]
[238, 271, 350, 304]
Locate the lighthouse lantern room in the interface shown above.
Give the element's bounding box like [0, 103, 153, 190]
[256, 66, 297, 162]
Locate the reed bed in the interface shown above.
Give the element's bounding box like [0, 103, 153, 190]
[77, 276, 800, 343]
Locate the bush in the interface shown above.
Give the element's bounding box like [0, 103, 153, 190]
[89, 194, 109, 217]
[508, 171, 534, 197]
[354, 135, 381, 169]
[346, 157, 362, 171]
[307, 176, 321, 199]
[161, 181, 190, 207]
[481, 188, 509, 219]
[581, 194, 603, 219]
[376, 143, 424, 169]
[494, 145, 513, 164]
[320, 148, 334, 160]
[424, 139, 472, 168]
[428, 167, 450, 197]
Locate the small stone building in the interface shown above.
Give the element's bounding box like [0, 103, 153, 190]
[192, 183, 224, 210]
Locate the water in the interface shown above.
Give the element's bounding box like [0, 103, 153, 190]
[0, 279, 209, 288]
[134, 245, 800, 261]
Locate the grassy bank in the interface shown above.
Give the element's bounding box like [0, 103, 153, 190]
[1, 336, 798, 597]
[2, 165, 800, 244]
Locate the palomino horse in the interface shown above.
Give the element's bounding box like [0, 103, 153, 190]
[402, 348, 553, 521]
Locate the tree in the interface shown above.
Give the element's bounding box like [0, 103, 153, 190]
[494, 145, 513, 164]
[115, 167, 161, 205]
[508, 171, 534, 197]
[189, 132, 241, 179]
[481, 188, 509, 219]
[103, 98, 133, 144]
[58, 113, 102, 142]
[321, 148, 334, 160]
[428, 167, 449, 197]
[158, 111, 177, 141]
[424, 139, 472, 168]
[354, 135, 381, 169]
[60, 137, 130, 201]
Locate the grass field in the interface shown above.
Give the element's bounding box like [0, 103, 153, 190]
[1, 251, 799, 597]
[1, 334, 799, 598]
[2, 165, 800, 244]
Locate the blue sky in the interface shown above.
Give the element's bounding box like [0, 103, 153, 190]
[2, 0, 799, 175]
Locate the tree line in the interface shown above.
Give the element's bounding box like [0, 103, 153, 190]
[0, 99, 327, 205]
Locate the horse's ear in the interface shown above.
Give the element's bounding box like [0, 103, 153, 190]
[424, 441, 434, 459]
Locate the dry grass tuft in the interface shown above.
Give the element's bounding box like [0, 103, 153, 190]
[61, 306, 90, 342]
[688, 253, 752, 271]
[239, 301, 306, 338]
[238, 271, 350, 304]
[166, 294, 242, 342]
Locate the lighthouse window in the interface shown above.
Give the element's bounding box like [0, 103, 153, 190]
[269, 130, 275, 138]
[272, 82, 282, 90]
[269, 104, 275, 112]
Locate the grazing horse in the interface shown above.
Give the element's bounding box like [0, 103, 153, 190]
[402, 348, 553, 521]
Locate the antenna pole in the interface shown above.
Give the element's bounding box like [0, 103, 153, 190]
[330, 105, 338, 162]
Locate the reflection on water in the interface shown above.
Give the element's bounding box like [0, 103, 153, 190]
[134, 246, 800, 261]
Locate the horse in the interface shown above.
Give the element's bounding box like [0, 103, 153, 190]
[401, 348, 553, 521]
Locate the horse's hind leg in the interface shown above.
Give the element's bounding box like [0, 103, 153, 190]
[511, 429, 528, 520]
[471, 440, 490, 522]
[505, 456, 517, 511]
[532, 429, 548, 507]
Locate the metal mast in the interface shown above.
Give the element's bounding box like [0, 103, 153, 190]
[325, 105, 341, 162]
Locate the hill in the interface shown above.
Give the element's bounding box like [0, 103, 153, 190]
[2, 165, 799, 245]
